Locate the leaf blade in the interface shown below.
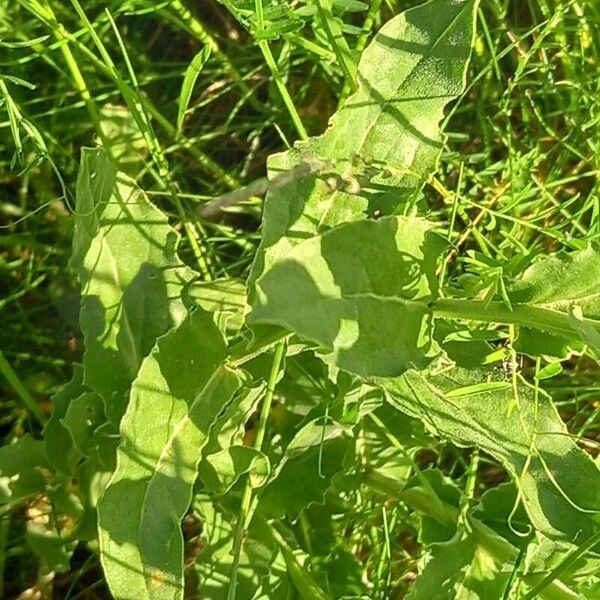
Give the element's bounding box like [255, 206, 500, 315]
[98, 309, 241, 600]
[250, 0, 478, 288]
[72, 148, 195, 423]
[250, 216, 446, 377]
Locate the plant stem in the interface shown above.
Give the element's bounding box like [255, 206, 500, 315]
[0, 351, 46, 426]
[433, 298, 599, 341]
[254, 0, 307, 140]
[39, 0, 112, 154]
[338, 0, 381, 103]
[167, 0, 263, 112]
[315, 0, 357, 94]
[228, 339, 286, 600]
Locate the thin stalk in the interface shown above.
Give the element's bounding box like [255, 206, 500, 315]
[432, 298, 599, 342]
[38, 0, 112, 154]
[316, 0, 357, 93]
[228, 339, 286, 600]
[254, 0, 307, 140]
[339, 0, 382, 103]
[69, 0, 213, 279]
[105, 8, 213, 279]
[167, 0, 262, 111]
[0, 351, 46, 426]
[32, 10, 237, 189]
[0, 514, 8, 598]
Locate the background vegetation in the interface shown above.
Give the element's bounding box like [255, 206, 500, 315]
[1, 0, 599, 597]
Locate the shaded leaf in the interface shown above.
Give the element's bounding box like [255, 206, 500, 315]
[98, 309, 241, 600]
[250, 216, 445, 377]
[0, 435, 50, 506]
[250, 0, 478, 288]
[61, 390, 105, 456]
[380, 359, 600, 543]
[259, 419, 352, 520]
[200, 446, 270, 495]
[44, 365, 86, 474]
[185, 278, 247, 334]
[72, 148, 195, 423]
[194, 495, 293, 600]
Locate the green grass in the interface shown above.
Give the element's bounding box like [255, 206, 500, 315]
[1, 0, 599, 597]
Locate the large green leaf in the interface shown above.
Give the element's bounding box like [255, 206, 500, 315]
[250, 216, 445, 377]
[249, 0, 478, 288]
[98, 309, 241, 600]
[72, 148, 195, 423]
[379, 359, 600, 543]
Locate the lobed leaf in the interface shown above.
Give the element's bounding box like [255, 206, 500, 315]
[250, 216, 446, 377]
[98, 309, 242, 600]
[509, 243, 600, 354]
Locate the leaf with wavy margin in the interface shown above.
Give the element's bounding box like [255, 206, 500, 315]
[249, 0, 478, 289]
[98, 309, 242, 600]
[72, 148, 194, 424]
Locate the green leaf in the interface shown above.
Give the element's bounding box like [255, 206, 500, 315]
[200, 446, 270, 495]
[185, 278, 247, 334]
[177, 46, 211, 131]
[98, 309, 242, 600]
[250, 0, 478, 287]
[72, 148, 195, 424]
[198, 382, 267, 494]
[193, 495, 293, 600]
[509, 243, 600, 353]
[99, 103, 148, 174]
[44, 365, 86, 474]
[250, 216, 446, 377]
[406, 527, 515, 600]
[258, 419, 352, 520]
[379, 359, 600, 543]
[0, 435, 50, 506]
[61, 390, 105, 456]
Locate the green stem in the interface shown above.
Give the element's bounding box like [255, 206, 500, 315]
[35, 10, 237, 189]
[254, 0, 307, 140]
[316, 0, 357, 93]
[40, 0, 112, 155]
[433, 298, 597, 341]
[0, 351, 46, 426]
[339, 0, 382, 104]
[167, 0, 262, 112]
[258, 40, 307, 140]
[228, 339, 286, 600]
